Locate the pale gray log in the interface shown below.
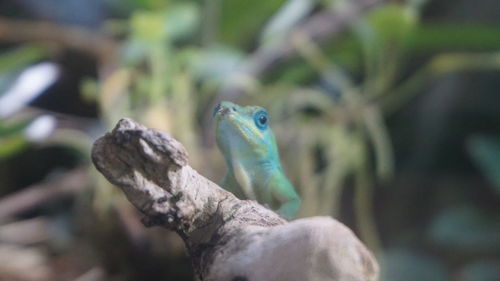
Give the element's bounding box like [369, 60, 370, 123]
[91, 118, 379, 281]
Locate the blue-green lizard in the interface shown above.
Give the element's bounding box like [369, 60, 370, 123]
[213, 101, 301, 219]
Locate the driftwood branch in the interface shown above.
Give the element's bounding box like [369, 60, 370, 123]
[91, 118, 379, 281]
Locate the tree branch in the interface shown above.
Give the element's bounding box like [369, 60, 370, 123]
[0, 17, 118, 64]
[91, 118, 379, 281]
[0, 167, 88, 221]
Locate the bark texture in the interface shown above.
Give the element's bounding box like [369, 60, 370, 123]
[91, 118, 379, 281]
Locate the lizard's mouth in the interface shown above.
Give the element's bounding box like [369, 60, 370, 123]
[213, 103, 238, 119]
[213, 101, 264, 145]
[212, 103, 222, 117]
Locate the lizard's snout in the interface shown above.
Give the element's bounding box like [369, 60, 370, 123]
[213, 103, 222, 117]
[213, 102, 237, 117]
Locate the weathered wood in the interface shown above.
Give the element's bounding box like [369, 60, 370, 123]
[91, 118, 379, 281]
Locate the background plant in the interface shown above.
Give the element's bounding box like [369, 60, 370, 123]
[0, 0, 499, 280]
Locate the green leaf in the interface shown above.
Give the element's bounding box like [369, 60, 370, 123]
[0, 118, 34, 159]
[355, 3, 418, 49]
[0, 46, 46, 73]
[0, 46, 47, 94]
[121, 40, 149, 65]
[460, 260, 500, 281]
[428, 206, 500, 253]
[219, 0, 286, 46]
[128, 0, 168, 10]
[367, 4, 418, 43]
[404, 24, 500, 53]
[165, 2, 200, 41]
[468, 135, 500, 196]
[80, 78, 99, 103]
[130, 10, 167, 43]
[190, 46, 244, 82]
[0, 135, 28, 159]
[382, 249, 448, 281]
[260, 0, 315, 45]
[0, 119, 32, 138]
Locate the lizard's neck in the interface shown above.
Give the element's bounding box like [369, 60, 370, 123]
[223, 155, 286, 193]
[227, 151, 280, 176]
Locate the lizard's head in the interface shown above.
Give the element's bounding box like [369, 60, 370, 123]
[213, 101, 279, 162]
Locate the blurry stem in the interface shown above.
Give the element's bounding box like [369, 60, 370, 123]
[202, 0, 220, 46]
[362, 106, 394, 179]
[321, 163, 347, 217]
[354, 162, 381, 256]
[0, 167, 88, 221]
[172, 71, 200, 167]
[98, 68, 131, 126]
[44, 128, 93, 160]
[370, 44, 400, 98]
[358, 29, 400, 99]
[355, 16, 401, 99]
[356, 19, 380, 96]
[292, 32, 356, 100]
[382, 51, 500, 114]
[0, 135, 27, 158]
[149, 43, 168, 101]
[0, 17, 118, 67]
[297, 129, 321, 217]
[73, 267, 106, 281]
[381, 65, 429, 114]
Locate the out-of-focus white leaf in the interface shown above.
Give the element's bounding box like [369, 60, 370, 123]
[24, 115, 57, 142]
[0, 63, 59, 118]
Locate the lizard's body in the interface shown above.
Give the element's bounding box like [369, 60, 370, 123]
[214, 101, 300, 219]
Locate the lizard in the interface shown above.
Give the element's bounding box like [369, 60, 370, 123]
[213, 101, 301, 219]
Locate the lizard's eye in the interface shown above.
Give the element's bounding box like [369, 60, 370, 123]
[254, 110, 268, 130]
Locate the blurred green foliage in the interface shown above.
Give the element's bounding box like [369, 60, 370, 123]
[0, 46, 48, 158]
[1, 0, 500, 280]
[468, 136, 500, 196]
[429, 205, 500, 253]
[219, 0, 286, 46]
[0, 118, 32, 157]
[382, 249, 448, 281]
